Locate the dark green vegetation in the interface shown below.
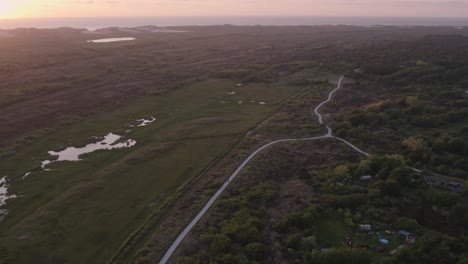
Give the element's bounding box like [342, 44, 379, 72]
[1, 25, 468, 264]
[174, 146, 467, 263]
[166, 31, 468, 264]
[331, 35, 468, 179]
[172, 139, 360, 264]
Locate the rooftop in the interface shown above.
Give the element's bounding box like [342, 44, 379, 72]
[399, 230, 411, 237]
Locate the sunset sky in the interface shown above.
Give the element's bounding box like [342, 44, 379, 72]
[1, 0, 468, 19]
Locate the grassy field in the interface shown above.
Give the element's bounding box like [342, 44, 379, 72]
[315, 212, 348, 248]
[0, 78, 301, 263]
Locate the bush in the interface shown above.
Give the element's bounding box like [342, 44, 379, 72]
[307, 248, 372, 264]
[244, 242, 267, 261]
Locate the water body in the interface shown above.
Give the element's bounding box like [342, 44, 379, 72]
[87, 37, 136, 43]
[41, 133, 136, 169]
[152, 29, 188, 33]
[1, 16, 468, 30]
[136, 117, 156, 127]
[0, 177, 16, 207]
[22, 172, 32, 179]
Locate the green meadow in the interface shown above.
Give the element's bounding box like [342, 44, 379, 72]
[0, 79, 302, 263]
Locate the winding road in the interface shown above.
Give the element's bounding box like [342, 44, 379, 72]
[158, 75, 370, 264]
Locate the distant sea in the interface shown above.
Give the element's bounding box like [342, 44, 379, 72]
[1, 16, 468, 30]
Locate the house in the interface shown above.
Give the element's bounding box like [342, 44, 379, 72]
[360, 224, 372, 231]
[399, 230, 416, 244]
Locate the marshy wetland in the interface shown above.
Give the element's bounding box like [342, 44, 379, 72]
[0, 75, 301, 263]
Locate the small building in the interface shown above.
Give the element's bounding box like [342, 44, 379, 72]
[406, 236, 416, 244]
[379, 238, 390, 245]
[360, 224, 372, 231]
[399, 230, 411, 238]
[399, 230, 417, 244]
[236, 83, 243, 87]
[360, 175, 372, 181]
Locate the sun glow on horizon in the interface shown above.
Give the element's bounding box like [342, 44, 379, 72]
[0, 2, 16, 18]
[0, 0, 35, 19]
[1, 0, 468, 19]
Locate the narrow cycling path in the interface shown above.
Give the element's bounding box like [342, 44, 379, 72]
[159, 75, 369, 264]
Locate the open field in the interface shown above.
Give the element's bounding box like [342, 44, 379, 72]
[1, 25, 467, 146]
[0, 78, 301, 263]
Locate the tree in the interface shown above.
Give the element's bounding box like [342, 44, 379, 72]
[334, 165, 349, 178]
[244, 242, 266, 261]
[388, 167, 412, 185]
[335, 165, 351, 181]
[208, 234, 232, 254]
[301, 236, 318, 250]
[448, 203, 468, 233]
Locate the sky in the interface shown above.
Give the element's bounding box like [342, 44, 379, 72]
[1, 0, 468, 19]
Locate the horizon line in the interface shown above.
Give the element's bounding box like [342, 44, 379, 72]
[2, 15, 468, 20]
